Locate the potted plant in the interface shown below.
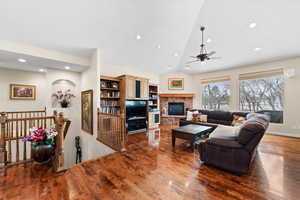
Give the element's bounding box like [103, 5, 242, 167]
[52, 89, 75, 108]
[22, 126, 58, 163]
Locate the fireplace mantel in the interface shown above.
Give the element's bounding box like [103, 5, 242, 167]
[159, 93, 194, 98]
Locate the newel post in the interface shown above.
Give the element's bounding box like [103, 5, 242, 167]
[0, 112, 7, 168]
[53, 111, 66, 173]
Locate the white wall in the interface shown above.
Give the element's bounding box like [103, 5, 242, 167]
[0, 67, 83, 167]
[193, 58, 300, 136]
[159, 72, 195, 94]
[159, 57, 300, 136]
[45, 69, 82, 168]
[0, 68, 47, 111]
[80, 49, 115, 161]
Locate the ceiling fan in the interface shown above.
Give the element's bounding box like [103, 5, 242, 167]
[187, 26, 220, 64]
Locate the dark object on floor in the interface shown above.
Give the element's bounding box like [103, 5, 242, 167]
[199, 114, 269, 174]
[31, 144, 54, 163]
[172, 124, 212, 151]
[75, 136, 82, 164]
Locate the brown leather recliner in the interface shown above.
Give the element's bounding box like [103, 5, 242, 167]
[199, 115, 269, 174]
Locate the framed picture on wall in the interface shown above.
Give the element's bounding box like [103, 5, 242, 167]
[10, 84, 36, 100]
[81, 90, 93, 135]
[168, 78, 184, 90]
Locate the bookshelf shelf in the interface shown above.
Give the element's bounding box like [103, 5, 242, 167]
[100, 76, 122, 115]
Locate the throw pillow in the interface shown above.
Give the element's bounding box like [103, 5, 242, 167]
[209, 125, 240, 140]
[232, 115, 246, 126]
[186, 110, 199, 121]
[200, 114, 208, 122]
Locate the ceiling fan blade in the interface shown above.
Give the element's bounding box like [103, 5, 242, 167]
[190, 56, 198, 59]
[207, 51, 216, 56]
[186, 60, 200, 64]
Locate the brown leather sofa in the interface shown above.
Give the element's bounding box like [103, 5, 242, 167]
[199, 114, 269, 174]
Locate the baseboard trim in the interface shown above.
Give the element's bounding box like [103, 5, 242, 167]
[267, 131, 300, 138]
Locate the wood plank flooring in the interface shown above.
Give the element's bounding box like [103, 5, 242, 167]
[1, 126, 300, 200]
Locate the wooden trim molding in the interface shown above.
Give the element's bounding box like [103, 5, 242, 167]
[201, 76, 231, 84]
[159, 93, 194, 98]
[239, 69, 283, 80]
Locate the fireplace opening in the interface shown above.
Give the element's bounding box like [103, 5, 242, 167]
[168, 102, 184, 116]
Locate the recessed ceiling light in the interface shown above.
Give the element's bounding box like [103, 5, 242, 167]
[174, 52, 179, 57]
[157, 45, 161, 49]
[136, 34, 142, 40]
[18, 58, 27, 63]
[39, 69, 45, 72]
[249, 22, 257, 29]
[207, 38, 212, 43]
[254, 47, 262, 51]
[167, 66, 172, 70]
[65, 66, 70, 70]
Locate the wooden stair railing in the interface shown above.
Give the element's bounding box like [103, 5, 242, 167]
[0, 111, 71, 173]
[97, 109, 127, 152]
[5, 107, 47, 120]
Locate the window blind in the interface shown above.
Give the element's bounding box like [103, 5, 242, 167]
[239, 69, 283, 80]
[201, 76, 230, 84]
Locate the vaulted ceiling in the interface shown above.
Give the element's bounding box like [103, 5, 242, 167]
[0, 0, 299, 74]
[0, 0, 204, 73]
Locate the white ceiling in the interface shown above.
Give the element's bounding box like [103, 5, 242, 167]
[0, 0, 204, 74]
[179, 0, 300, 73]
[0, 50, 86, 72]
[0, 0, 299, 74]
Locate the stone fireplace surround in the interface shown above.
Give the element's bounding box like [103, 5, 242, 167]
[159, 94, 194, 125]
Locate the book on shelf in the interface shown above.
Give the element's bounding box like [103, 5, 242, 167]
[100, 91, 120, 98]
[99, 106, 120, 115]
[100, 99, 119, 106]
[100, 80, 119, 89]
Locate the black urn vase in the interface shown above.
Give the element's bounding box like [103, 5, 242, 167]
[31, 144, 54, 163]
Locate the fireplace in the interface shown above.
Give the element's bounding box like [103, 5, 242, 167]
[168, 102, 184, 116]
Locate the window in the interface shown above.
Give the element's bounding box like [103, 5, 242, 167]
[239, 69, 284, 123]
[202, 77, 231, 111]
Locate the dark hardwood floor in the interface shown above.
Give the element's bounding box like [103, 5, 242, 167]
[1, 125, 300, 200]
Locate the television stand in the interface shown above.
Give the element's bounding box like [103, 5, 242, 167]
[127, 116, 147, 133]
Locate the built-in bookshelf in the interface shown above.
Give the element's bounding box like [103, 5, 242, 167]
[100, 76, 121, 115]
[148, 84, 159, 111]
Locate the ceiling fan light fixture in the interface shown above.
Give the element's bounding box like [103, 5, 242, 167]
[186, 26, 219, 65]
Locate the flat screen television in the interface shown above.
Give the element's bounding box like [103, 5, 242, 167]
[126, 100, 147, 118]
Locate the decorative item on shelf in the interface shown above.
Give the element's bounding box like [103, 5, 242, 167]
[168, 78, 184, 90]
[52, 89, 75, 108]
[22, 125, 58, 163]
[10, 84, 36, 100]
[81, 90, 93, 135]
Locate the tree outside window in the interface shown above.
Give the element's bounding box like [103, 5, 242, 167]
[239, 75, 284, 123]
[202, 81, 230, 111]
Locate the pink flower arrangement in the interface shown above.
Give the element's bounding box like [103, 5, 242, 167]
[22, 125, 58, 147]
[52, 89, 75, 108]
